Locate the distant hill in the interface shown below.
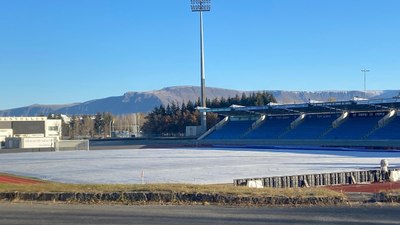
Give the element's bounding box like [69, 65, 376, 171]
[0, 86, 242, 116]
[0, 86, 399, 116]
[270, 90, 400, 104]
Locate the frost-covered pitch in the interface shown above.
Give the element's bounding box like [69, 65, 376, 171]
[1, 148, 400, 184]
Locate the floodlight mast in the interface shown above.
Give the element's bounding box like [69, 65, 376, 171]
[361, 69, 370, 98]
[191, 0, 211, 133]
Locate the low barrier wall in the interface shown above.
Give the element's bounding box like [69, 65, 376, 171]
[55, 140, 89, 151]
[89, 138, 400, 150]
[199, 139, 400, 148]
[234, 169, 399, 188]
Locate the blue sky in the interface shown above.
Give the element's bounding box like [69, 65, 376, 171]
[1, 0, 399, 109]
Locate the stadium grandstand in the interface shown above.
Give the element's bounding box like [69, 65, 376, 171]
[198, 97, 400, 147]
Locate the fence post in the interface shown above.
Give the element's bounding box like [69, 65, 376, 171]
[55, 140, 59, 152]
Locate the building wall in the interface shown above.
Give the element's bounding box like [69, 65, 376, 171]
[20, 137, 55, 149]
[0, 129, 13, 142]
[0, 121, 12, 129]
[0, 117, 62, 148]
[45, 119, 62, 140]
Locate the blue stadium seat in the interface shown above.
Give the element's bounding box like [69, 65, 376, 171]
[368, 115, 400, 139]
[323, 113, 384, 139]
[205, 112, 397, 141]
[281, 114, 340, 139]
[206, 119, 254, 139]
[244, 115, 298, 139]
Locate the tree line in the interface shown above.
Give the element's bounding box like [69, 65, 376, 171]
[141, 91, 276, 136]
[49, 113, 145, 139]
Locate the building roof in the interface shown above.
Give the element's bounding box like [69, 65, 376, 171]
[0, 117, 48, 121]
[200, 97, 400, 116]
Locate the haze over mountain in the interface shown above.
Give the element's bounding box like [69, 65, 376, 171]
[0, 86, 399, 116]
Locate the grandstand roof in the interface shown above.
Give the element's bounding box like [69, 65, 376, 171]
[200, 97, 400, 116]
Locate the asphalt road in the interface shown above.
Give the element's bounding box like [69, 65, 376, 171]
[0, 203, 400, 225]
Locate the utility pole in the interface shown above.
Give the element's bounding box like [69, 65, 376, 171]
[191, 0, 211, 133]
[109, 119, 114, 138]
[361, 69, 370, 98]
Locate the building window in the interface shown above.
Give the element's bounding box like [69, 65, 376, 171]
[48, 126, 59, 131]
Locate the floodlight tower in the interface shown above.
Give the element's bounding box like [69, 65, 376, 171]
[361, 69, 370, 98]
[191, 0, 211, 133]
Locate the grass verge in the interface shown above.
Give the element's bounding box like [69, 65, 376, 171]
[0, 182, 343, 198]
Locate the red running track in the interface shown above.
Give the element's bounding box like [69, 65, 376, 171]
[0, 174, 42, 184]
[326, 182, 400, 193]
[1, 174, 399, 192]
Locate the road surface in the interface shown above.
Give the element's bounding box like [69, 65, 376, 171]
[0, 203, 399, 225]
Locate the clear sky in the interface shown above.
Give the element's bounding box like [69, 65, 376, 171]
[1, 0, 399, 110]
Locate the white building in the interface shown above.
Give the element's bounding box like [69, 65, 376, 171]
[0, 117, 62, 149]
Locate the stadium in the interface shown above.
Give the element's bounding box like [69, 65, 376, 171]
[198, 97, 400, 148]
[3, 97, 400, 187]
[2, 1, 400, 223]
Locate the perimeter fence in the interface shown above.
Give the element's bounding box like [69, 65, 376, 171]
[55, 140, 89, 151]
[234, 169, 400, 188]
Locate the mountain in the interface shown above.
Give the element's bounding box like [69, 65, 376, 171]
[0, 86, 242, 116]
[270, 90, 400, 104]
[0, 86, 399, 116]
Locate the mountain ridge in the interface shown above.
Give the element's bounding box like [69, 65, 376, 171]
[0, 86, 399, 116]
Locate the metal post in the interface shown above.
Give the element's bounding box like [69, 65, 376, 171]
[109, 120, 113, 138]
[200, 10, 207, 132]
[191, 0, 211, 133]
[361, 69, 370, 98]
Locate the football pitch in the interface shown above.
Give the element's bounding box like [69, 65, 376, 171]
[0, 147, 399, 184]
